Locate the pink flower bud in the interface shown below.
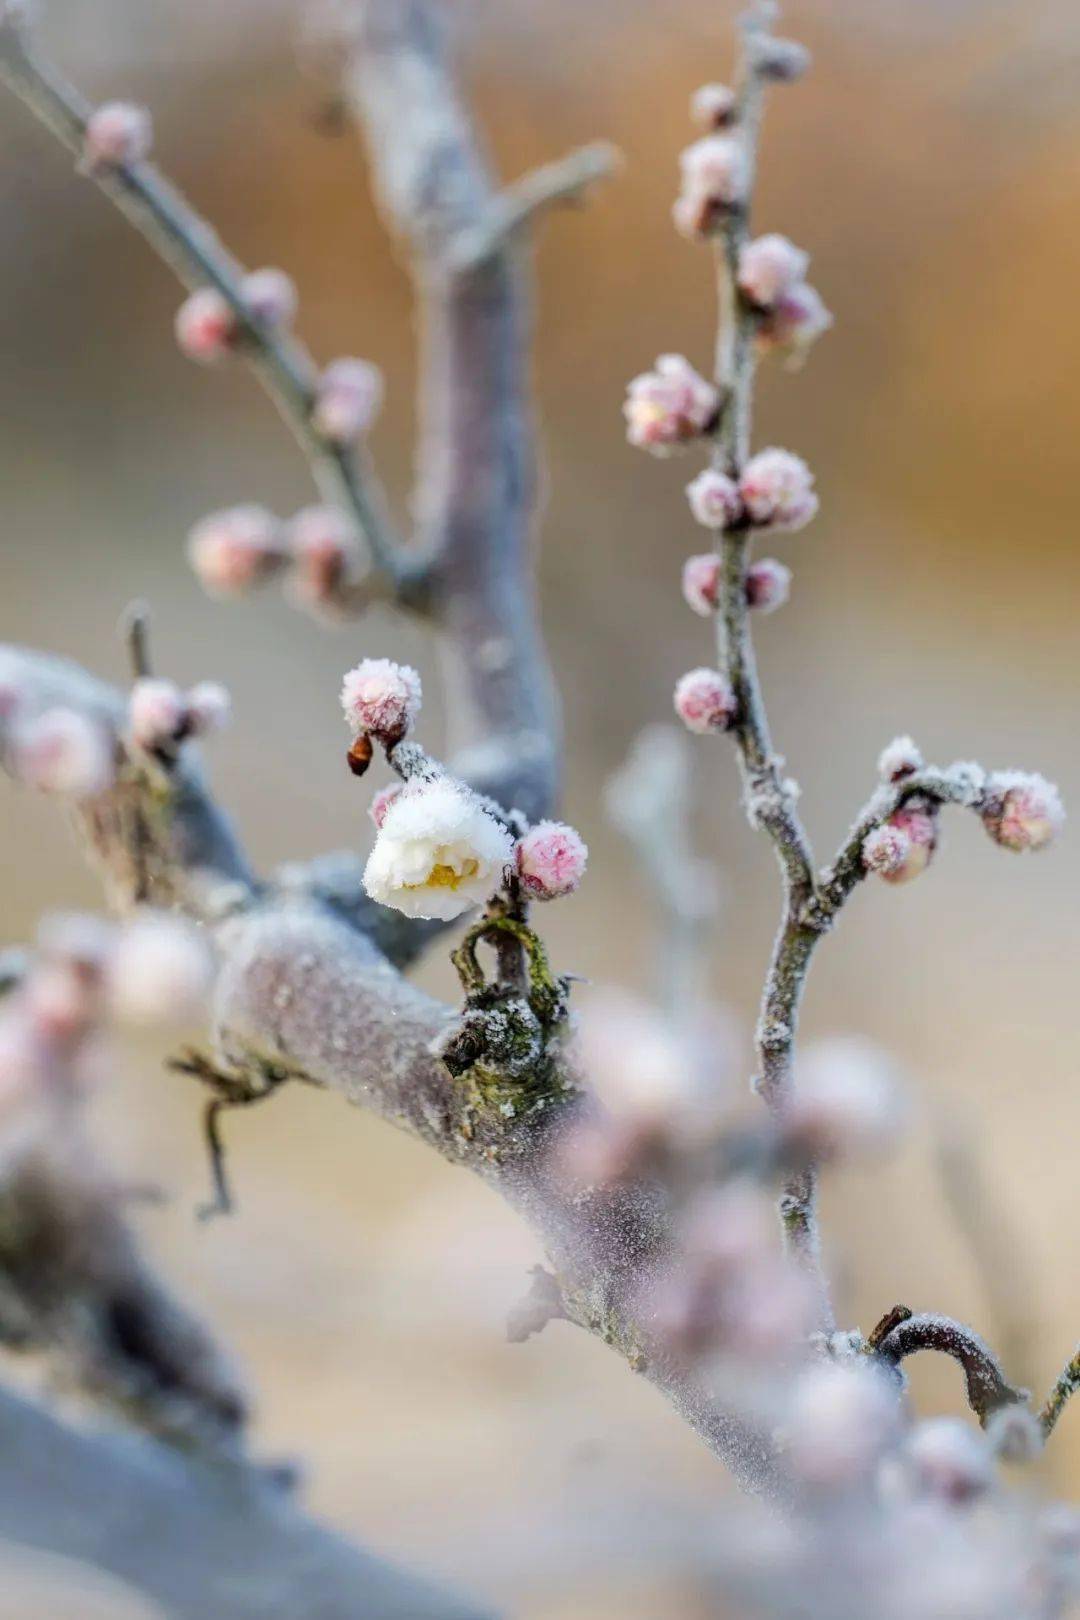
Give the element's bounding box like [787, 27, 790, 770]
[287, 505, 364, 608]
[186, 681, 231, 737]
[786, 1363, 899, 1488]
[624, 355, 720, 455]
[746, 558, 791, 613]
[750, 36, 811, 83]
[340, 658, 421, 741]
[187, 505, 287, 596]
[902, 1419, 993, 1505]
[128, 677, 187, 752]
[981, 770, 1064, 853]
[877, 735, 923, 783]
[82, 101, 152, 168]
[674, 668, 737, 734]
[107, 914, 213, 1028]
[240, 267, 298, 330]
[863, 804, 937, 884]
[739, 449, 818, 533]
[12, 708, 114, 798]
[312, 358, 383, 444]
[736, 234, 809, 310]
[689, 83, 737, 130]
[686, 467, 741, 530]
[787, 1037, 902, 1161]
[515, 820, 588, 901]
[678, 134, 747, 207]
[174, 288, 236, 364]
[757, 282, 833, 361]
[369, 783, 402, 829]
[681, 553, 722, 616]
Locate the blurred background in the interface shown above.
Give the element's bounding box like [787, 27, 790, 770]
[1, 0, 1080, 1613]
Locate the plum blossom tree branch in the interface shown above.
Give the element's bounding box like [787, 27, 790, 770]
[1038, 1345, 1080, 1439]
[873, 1310, 1028, 1426]
[0, 7, 414, 597]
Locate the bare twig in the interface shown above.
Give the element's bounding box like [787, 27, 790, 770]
[873, 1310, 1028, 1425]
[1039, 1345, 1080, 1438]
[448, 140, 621, 271]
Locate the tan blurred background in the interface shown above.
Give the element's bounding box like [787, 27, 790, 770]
[2, 0, 1080, 1614]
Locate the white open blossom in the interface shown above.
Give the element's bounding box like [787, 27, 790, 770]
[362, 778, 513, 921]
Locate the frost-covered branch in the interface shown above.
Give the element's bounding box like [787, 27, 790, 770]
[873, 1309, 1028, 1425]
[1039, 1345, 1080, 1439]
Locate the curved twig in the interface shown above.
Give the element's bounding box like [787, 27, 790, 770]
[873, 1309, 1028, 1425]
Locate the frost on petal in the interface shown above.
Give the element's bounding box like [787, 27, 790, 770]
[515, 820, 588, 900]
[681, 553, 723, 616]
[981, 770, 1064, 853]
[737, 234, 809, 310]
[745, 558, 791, 613]
[757, 282, 833, 362]
[624, 355, 719, 454]
[739, 448, 818, 534]
[877, 735, 923, 783]
[686, 468, 741, 530]
[340, 658, 422, 741]
[863, 804, 937, 885]
[362, 779, 513, 921]
[674, 668, 736, 734]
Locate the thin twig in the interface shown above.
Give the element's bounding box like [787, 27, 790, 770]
[448, 141, 621, 271]
[1039, 1346, 1080, 1438]
[0, 13, 415, 596]
[873, 1310, 1028, 1425]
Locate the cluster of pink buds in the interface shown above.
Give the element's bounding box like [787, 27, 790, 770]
[174, 267, 297, 364]
[6, 705, 115, 799]
[514, 820, 588, 902]
[127, 677, 230, 757]
[341, 658, 422, 746]
[862, 802, 938, 885]
[673, 132, 747, 240]
[187, 505, 289, 596]
[311, 358, 383, 446]
[81, 101, 152, 170]
[673, 667, 737, 735]
[981, 770, 1064, 853]
[737, 233, 832, 362]
[624, 356, 720, 455]
[681, 552, 791, 617]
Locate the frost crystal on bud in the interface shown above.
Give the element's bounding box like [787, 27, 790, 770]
[624, 355, 719, 455]
[757, 282, 833, 362]
[788, 1037, 902, 1161]
[188, 505, 287, 596]
[108, 914, 213, 1027]
[740, 449, 818, 534]
[878, 735, 923, 783]
[515, 820, 588, 901]
[174, 288, 236, 364]
[12, 708, 114, 797]
[82, 102, 152, 168]
[981, 770, 1064, 853]
[363, 779, 513, 921]
[689, 82, 737, 130]
[737, 234, 809, 310]
[902, 1418, 993, 1505]
[312, 358, 383, 445]
[681, 553, 723, 617]
[369, 783, 402, 829]
[746, 558, 791, 613]
[673, 135, 748, 239]
[240, 267, 298, 330]
[128, 678, 187, 752]
[674, 668, 737, 734]
[863, 804, 937, 884]
[686, 467, 741, 530]
[288, 505, 363, 608]
[785, 1362, 899, 1487]
[340, 658, 421, 742]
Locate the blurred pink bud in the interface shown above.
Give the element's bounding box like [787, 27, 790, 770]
[902, 1419, 993, 1505]
[689, 82, 737, 130]
[674, 667, 737, 734]
[82, 101, 152, 168]
[786, 1362, 899, 1488]
[681, 553, 722, 616]
[25, 962, 97, 1046]
[877, 735, 923, 783]
[340, 658, 421, 741]
[788, 1037, 902, 1162]
[312, 358, 383, 444]
[0, 680, 22, 722]
[981, 770, 1064, 853]
[240, 267, 298, 330]
[686, 467, 741, 530]
[369, 783, 402, 829]
[678, 134, 747, 207]
[12, 708, 114, 797]
[174, 287, 236, 364]
[746, 558, 791, 613]
[515, 820, 588, 901]
[287, 505, 364, 608]
[186, 680, 231, 737]
[723, 1257, 815, 1360]
[985, 1403, 1042, 1463]
[129, 677, 187, 752]
[624, 355, 720, 454]
[37, 912, 114, 984]
[680, 1182, 776, 1277]
[863, 804, 937, 884]
[739, 449, 818, 533]
[108, 914, 213, 1027]
[0, 1016, 39, 1121]
[737, 234, 809, 310]
[757, 282, 833, 360]
[188, 504, 287, 596]
[751, 35, 811, 83]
